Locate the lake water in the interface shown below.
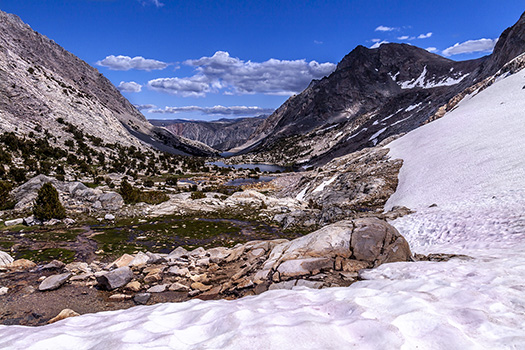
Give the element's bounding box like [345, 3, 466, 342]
[224, 176, 275, 186]
[207, 161, 287, 173]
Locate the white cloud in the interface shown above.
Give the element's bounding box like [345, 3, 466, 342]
[148, 51, 336, 97]
[397, 35, 410, 40]
[139, 0, 164, 7]
[371, 38, 381, 42]
[371, 40, 389, 49]
[375, 25, 396, 32]
[150, 105, 274, 116]
[134, 104, 157, 111]
[442, 38, 498, 56]
[148, 76, 211, 97]
[117, 81, 142, 93]
[96, 55, 168, 71]
[418, 32, 433, 39]
[426, 47, 438, 53]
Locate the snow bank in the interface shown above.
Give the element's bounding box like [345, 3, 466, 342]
[385, 69, 525, 210]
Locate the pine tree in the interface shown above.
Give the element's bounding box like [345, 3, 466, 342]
[33, 182, 66, 221]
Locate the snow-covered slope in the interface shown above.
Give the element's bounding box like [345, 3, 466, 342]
[385, 65, 525, 211]
[1, 60, 525, 350]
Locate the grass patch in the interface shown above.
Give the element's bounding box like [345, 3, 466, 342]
[16, 248, 76, 263]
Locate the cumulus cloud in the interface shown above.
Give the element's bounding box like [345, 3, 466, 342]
[426, 47, 438, 53]
[117, 81, 142, 93]
[418, 32, 433, 39]
[442, 38, 498, 56]
[148, 76, 212, 97]
[375, 25, 396, 32]
[150, 105, 274, 116]
[371, 40, 389, 49]
[96, 55, 168, 71]
[397, 35, 410, 40]
[134, 104, 157, 111]
[147, 51, 336, 97]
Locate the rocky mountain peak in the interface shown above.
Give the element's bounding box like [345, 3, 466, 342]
[485, 11, 525, 74]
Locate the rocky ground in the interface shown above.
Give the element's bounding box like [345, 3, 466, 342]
[0, 218, 414, 326]
[0, 146, 415, 326]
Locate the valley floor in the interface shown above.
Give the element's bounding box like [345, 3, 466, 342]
[0, 189, 523, 349]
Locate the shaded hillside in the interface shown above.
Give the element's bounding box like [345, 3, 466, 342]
[151, 116, 266, 151]
[0, 11, 215, 157]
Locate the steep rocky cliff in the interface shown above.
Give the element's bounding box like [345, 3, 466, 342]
[0, 11, 215, 156]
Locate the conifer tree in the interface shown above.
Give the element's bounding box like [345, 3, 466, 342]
[33, 182, 66, 221]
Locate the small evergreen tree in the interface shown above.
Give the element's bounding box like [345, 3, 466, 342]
[33, 182, 66, 221]
[119, 179, 140, 204]
[0, 180, 15, 210]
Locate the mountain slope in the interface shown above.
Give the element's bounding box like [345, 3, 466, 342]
[0, 11, 215, 157]
[234, 12, 525, 166]
[151, 116, 266, 151]
[386, 54, 525, 210]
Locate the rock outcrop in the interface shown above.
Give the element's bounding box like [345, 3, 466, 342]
[12, 174, 123, 212]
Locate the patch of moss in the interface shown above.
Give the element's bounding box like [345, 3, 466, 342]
[16, 248, 75, 263]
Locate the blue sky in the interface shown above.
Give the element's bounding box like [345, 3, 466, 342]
[1, 0, 523, 120]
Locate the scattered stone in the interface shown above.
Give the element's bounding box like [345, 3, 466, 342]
[65, 262, 91, 274]
[0, 251, 14, 267]
[167, 246, 189, 260]
[147, 284, 168, 293]
[169, 282, 190, 292]
[39, 273, 72, 291]
[125, 281, 142, 292]
[268, 280, 297, 290]
[42, 260, 65, 270]
[23, 216, 38, 226]
[70, 273, 93, 282]
[189, 247, 206, 258]
[133, 293, 151, 305]
[294, 280, 324, 289]
[48, 309, 80, 324]
[63, 218, 76, 225]
[191, 282, 212, 292]
[43, 219, 61, 225]
[144, 271, 162, 284]
[196, 258, 210, 267]
[104, 214, 115, 221]
[0, 287, 8, 295]
[145, 252, 165, 264]
[4, 218, 24, 226]
[96, 267, 134, 290]
[107, 254, 134, 269]
[9, 259, 37, 270]
[129, 252, 151, 267]
[109, 294, 132, 301]
[167, 266, 190, 277]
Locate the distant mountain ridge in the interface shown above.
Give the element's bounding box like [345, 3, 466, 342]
[232, 11, 525, 166]
[151, 116, 267, 151]
[0, 10, 215, 157]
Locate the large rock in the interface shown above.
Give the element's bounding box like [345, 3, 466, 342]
[96, 267, 134, 290]
[12, 175, 124, 211]
[0, 251, 14, 267]
[39, 273, 72, 291]
[351, 217, 412, 265]
[256, 218, 411, 283]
